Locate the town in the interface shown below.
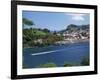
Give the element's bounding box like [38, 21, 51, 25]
[56, 25, 89, 44]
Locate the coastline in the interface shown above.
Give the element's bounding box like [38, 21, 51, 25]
[23, 39, 89, 49]
[55, 39, 89, 44]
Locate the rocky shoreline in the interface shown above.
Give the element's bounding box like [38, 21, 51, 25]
[24, 39, 89, 49]
[55, 39, 89, 45]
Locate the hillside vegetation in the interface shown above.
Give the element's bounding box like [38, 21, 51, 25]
[23, 18, 89, 48]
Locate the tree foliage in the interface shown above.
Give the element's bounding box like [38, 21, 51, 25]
[81, 57, 89, 66]
[23, 18, 34, 26]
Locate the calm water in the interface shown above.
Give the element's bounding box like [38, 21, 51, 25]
[23, 42, 89, 68]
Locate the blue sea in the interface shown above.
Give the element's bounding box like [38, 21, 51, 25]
[23, 42, 89, 68]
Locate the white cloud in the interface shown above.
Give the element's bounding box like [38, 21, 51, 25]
[67, 13, 86, 21]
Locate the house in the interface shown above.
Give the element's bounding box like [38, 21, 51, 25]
[34, 39, 43, 44]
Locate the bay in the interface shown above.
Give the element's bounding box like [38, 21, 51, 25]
[23, 42, 89, 68]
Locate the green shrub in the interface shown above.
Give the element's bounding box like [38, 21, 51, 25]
[37, 62, 57, 68]
[81, 57, 89, 66]
[63, 63, 73, 67]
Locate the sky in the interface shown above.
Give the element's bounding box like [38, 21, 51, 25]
[22, 11, 90, 31]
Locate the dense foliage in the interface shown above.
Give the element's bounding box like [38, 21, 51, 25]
[23, 28, 63, 48]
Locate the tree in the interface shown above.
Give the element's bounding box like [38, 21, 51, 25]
[23, 18, 35, 27]
[43, 28, 50, 33]
[53, 31, 57, 35]
[23, 18, 35, 48]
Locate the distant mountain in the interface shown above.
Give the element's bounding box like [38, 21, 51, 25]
[80, 24, 89, 30]
[58, 24, 89, 34]
[66, 24, 79, 32]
